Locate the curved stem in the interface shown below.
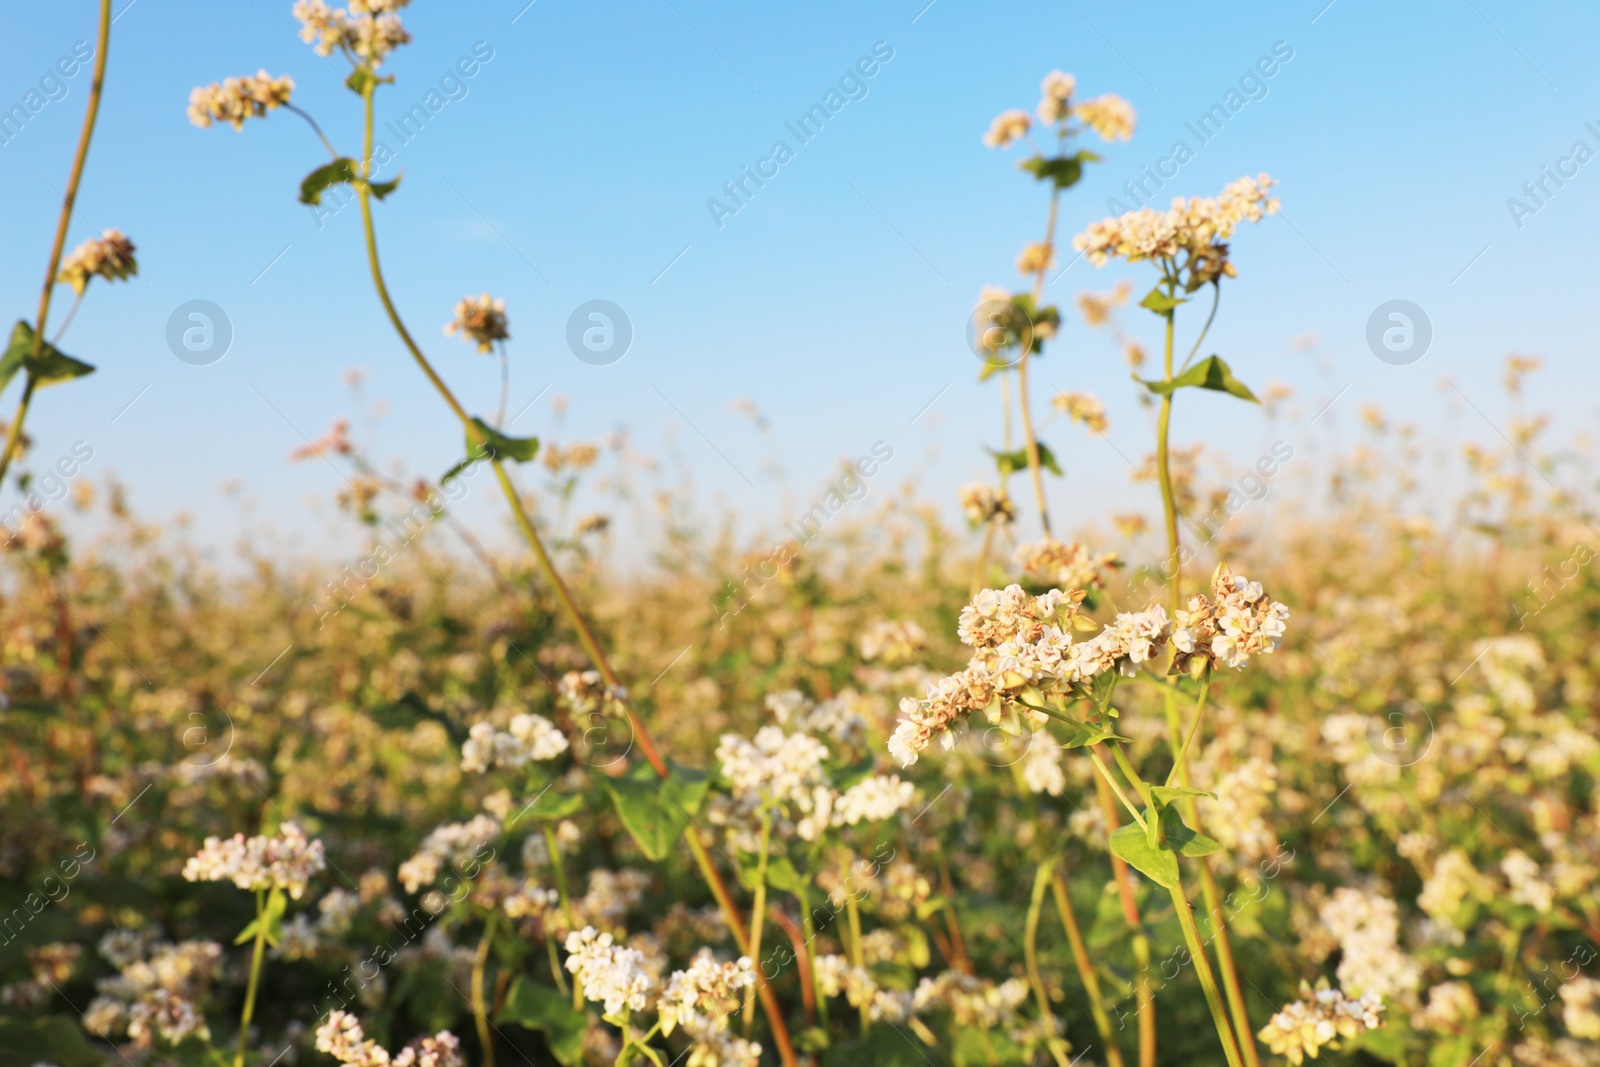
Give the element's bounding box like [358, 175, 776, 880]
[351, 75, 793, 1067]
[283, 102, 341, 160]
[471, 911, 500, 1067]
[1090, 768, 1156, 1067]
[1164, 682, 1210, 787]
[495, 343, 509, 430]
[1176, 283, 1221, 376]
[51, 293, 84, 346]
[1025, 861, 1073, 1067]
[0, 0, 112, 491]
[1087, 747, 1145, 830]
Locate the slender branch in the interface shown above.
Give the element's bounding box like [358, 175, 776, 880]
[1087, 747, 1145, 830]
[234, 890, 270, 1067]
[1025, 861, 1073, 1067]
[471, 911, 500, 1067]
[0, 0, 113, 490]
[1176, 282, 1221, 376]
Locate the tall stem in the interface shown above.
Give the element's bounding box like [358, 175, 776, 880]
[1025, 861, 1073, 1067]
[741, 809, 773, 1026]
[352, 79, 795, 1067]
[1049, 868, 1126, 1067]
[1155, 295, 1181, 615]
[1016, 189, 1062, 536]
[0, 0, 113, 489]
[1169, 882, 1248, 1067]
[1090, 765, 1156, 1067]
[471, 911, 500, 1067]
[234, 891, 270, 1067]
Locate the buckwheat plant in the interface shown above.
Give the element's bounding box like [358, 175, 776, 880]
[188, 9, 802, 1064]
[182, 822, 327, 1067]
[970, 70, 1134, 579]
[0, 0, 131, 505]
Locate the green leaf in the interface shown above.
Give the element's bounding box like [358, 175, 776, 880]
[824, 1026, 928, 1067]
[512, 789, 585, 825]
[1159, 804, 1221, 857]
[1019, 153, 1085, 190]
[496, 978, 587, 1066]
[1139, 355, 1258, 402]
[988, 442, 1062, 479]
[764, 855, 808, 894]
[1060, 721, 1131, 749]
[370, 172, 403, 200]
[346, 69, 379, 95]
[300, 158, 358, 206]
[234, 887, 288, 947]
[1138, 287, 1186, 315]
[1108, 822, 1180, 889]
[3, 320, 94, 388]
[1150, 785, 1216, 808]
[0, 1014, 109, 1067]
[0, 322, 30, 395]
[599, 762, 711, 862]
[469, 417, 539, 463]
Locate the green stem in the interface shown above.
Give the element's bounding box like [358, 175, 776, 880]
[1155, 290, 1181, 616]
[1088, 748, 1145, 830]
[543, 824, 582, 1012]
[1025, 861, 1073, 1067]
[842, 852, 870, 1033]
[1016, 188, 1062, 536]
[0, 0, 113, 490]
[472, 911, 499, 1067]
[1049, 869, 1126, 1067]
[1168, 882, 1248, 1067]
[234, 890, 269, 1067]
[742, 809, 774, 1027]
[350, 72, 797, 1067]
[1165, 682, 1210, 787]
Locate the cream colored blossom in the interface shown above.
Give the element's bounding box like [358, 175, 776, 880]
[1258, 981, 1384, 1065]
[983, 109, 1032, 148]
[57, 230, 137, 294]
[444, 293, 509, 352]
[1036, 70, 1077, 124]
[1052, 391, 1108, 434]
[960, 483, 1016, 526]
[1072, 93, 1136, 141]
[187, 71, 293, 129]
[1072, 175, 1279, 281]
[181, 822, 325, 899]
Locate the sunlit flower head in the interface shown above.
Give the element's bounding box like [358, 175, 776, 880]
[1036, 70, 1077, 124]
[982, 108, 1032, 148]
[57, 230, 137, 295]
[444, 293, 509, 352]
[1073, 93, 1136, 141]
[187, 71, 294, 130]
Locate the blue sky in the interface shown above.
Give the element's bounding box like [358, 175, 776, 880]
[0, 0, 1595, 560]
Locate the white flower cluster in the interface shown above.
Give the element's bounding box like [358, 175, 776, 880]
[1502, 851, 1556, 913]
[444, 293, 510, 353]
[1052, 391, 1109, 435]
[187, 71, 294, 130]
[1259, 982, 1384, 1065]
[1072, 175, 1279, 280]
[1072, 94, 1136, 141]
[316, 1010, 463, 1067]
[397, 814, 499, 893]
[889, 579, 1194, 766]
[658, 951, 756, 1038]
[1561, 977, 1600, 1040]
[181, 822, 325, 899]
[913, 971, 1031, 1029]
[564, 926, 655, 1017]
[84, 933, 221, 1049]
[766, 690, 868, 746]
[960, 482, 1016, 526]
[813, 955, 912, 1022]
[1170, 565, 1290, 675]
[1317, 888, 1420, 1000]
[1037, 70, 1076, 124]
[57, 230, 137, 294]
[1203, 755, 1279, 865]
[833, 775, 917, 826]
[292, 0, 411, 67]
[460, 713, 568, 772]
[1022, 738, 1067, 796]
[557, 669, 629, 718]
[982, 109, 1032, 148]
[1013, 538, 1117, 590]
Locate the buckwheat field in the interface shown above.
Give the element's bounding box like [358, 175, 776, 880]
[1, 4, 1594, 1067]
